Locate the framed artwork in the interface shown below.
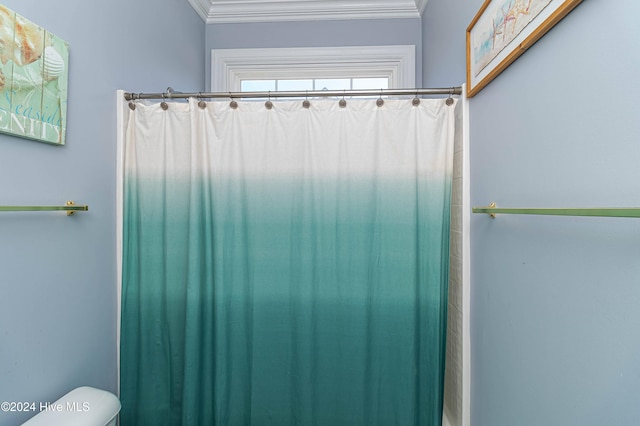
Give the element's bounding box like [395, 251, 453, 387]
[0, 5, 69, 145]
[466, 0, 582, 97]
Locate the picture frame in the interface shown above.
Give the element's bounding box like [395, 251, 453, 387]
[466, 0, 582, 98]
[0, 5, 69, 145]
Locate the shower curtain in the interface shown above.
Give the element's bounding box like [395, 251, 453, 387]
[119, 97, 456, 426]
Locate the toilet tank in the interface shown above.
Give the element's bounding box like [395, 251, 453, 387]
[21, 386, 121, 426]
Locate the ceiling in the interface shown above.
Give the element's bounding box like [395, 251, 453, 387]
[188, 0, 429, 24]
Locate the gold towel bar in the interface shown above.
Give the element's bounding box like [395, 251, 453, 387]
[0, 201, 88, 216]
[473, 202, 640, 219]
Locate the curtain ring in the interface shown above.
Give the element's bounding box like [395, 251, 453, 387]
[376, 88, 384, 107]
[339, 90, 347, 108]
[229, 91, 238, 109]
[161, 93, 168, 110]
[128, 93, 137, 110]
[303, 90, 310, 109]
[412, 90, 420, 106]
[265, 91, 273, 109]
[446, 87, 454, 106]
[197, 92, 206, 109]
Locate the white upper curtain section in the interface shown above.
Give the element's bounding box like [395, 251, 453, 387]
[125, 98, 456, 181]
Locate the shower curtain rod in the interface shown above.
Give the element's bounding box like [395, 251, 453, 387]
[123, 86, 463, 101]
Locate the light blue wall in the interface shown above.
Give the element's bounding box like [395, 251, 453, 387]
[205, 18, 422, 90]
[421, 0, 473, 87]
[0, 1, 204, 424]
[424, 0, 640, 425]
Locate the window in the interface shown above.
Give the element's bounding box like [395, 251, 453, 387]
[240, 77, 389, 93]
[211, 45, 415, 92]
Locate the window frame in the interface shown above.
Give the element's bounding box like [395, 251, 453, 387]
[211, 45, 416, 92]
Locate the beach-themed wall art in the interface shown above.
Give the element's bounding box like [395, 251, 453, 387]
[466, 0, 582, 97]
[0, 4, 69, 145]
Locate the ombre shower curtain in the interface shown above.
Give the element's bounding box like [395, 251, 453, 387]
[120, 97, 456, 425]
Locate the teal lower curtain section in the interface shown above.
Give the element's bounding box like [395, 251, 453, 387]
[120, 98, 455, 426]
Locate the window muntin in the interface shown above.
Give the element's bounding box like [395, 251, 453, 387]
[240, 77, 389, 93]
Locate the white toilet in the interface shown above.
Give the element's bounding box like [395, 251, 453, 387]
[21, 386, 121, 426]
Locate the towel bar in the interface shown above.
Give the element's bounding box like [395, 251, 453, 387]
[473, 203, 640, 219]
[0, 201, 88, 216]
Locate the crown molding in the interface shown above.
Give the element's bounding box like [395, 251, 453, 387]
[187, 0, 212, 22]
[414, 0, 429, 14]
[189, 0, 429, 24]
